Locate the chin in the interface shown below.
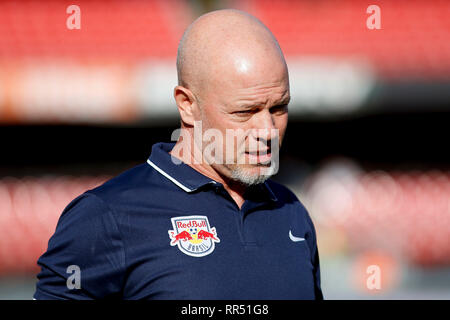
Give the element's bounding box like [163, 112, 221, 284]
[229, 164, 276, 186]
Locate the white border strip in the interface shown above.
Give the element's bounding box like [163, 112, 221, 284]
[147, 159, 193, 193]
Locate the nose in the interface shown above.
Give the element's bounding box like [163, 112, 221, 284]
[252, 109, 277, 141]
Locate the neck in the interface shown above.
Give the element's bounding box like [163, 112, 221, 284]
[169, 137, 247, 209]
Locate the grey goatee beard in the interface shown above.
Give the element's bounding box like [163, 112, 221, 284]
[229, 164, 276, 186]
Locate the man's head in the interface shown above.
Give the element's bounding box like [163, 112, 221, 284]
[174, 9, 290, 186]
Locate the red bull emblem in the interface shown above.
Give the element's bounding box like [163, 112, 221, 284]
[168, 215, 220, 257]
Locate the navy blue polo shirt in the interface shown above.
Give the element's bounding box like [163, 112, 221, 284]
[34, 142, 323, 300]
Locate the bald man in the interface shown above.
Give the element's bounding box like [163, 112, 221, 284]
[34, 9, 323, 300]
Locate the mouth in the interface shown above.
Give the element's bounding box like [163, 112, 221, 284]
[244, 148, 272, 164]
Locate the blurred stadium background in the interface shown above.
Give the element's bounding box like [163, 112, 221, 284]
[0, 0, 449, 299]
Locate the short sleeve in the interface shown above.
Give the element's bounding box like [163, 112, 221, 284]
[34, 192, 125, 300]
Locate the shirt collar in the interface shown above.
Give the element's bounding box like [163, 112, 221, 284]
[147, 142, 215, 192]
[147, 142, 278, 202]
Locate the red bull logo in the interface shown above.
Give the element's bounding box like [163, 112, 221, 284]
[168, 215, 220, 257]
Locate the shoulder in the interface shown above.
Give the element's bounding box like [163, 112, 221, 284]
[82, 162, 166, 208]
[50, 191, 120, 246]
[49, 163, 153, 229]
[87, 163, 150, 196]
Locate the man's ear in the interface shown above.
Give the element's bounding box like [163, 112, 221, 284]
[174, 86, 198, 126]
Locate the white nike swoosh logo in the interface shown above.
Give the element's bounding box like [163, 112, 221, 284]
[289, 230, 305, 242]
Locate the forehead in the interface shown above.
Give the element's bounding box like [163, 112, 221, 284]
[232, 82, 290, 108]
[209, 56, 290, 106]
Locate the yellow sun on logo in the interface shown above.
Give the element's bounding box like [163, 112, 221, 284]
[188, 227, 203, 244]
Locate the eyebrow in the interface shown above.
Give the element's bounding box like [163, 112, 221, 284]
[269, 96, 291, 108]
[238, 96, 291, 110]
[278, 96, 291, 105]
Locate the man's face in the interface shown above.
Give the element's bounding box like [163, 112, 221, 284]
[196, 57, 290, 185]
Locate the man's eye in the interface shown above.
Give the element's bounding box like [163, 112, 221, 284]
[235, 110, 254, 115]
[271, 104, 288, 113]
